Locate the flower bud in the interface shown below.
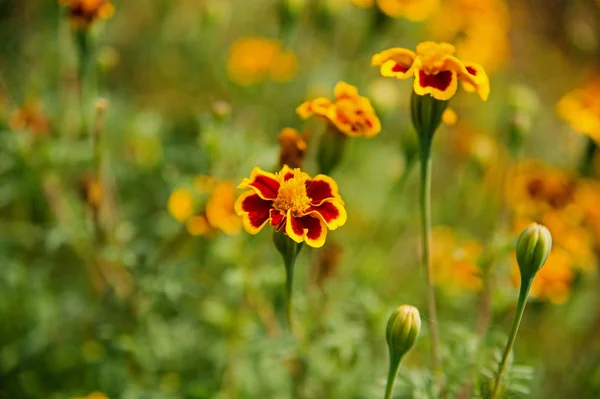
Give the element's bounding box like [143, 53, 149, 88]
[516, 223, 552, 282]
[386, 305, 421, 361]
[273, 229, 303, 266]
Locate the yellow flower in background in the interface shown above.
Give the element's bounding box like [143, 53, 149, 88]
[557, 80, 600, 144]
[428, 0, 510, 72]
[431, 226, 483, 292]
[297, 81, 381, 137]
[168, 178, 241, 237]
[442, 108, 458, 126]
[59, 0, 115, 29]
[371, 41, 489, 101]
[227, 37, 298, 86]
[278, 127, 308, 169]
[205, 181, 242, 236]
[511, 248, 574, 304]
[168, 188, 195, 223]
[377, 0, 439, 21]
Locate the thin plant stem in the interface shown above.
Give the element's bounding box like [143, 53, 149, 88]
[419, 145, 441, 372]
[284, 256, 296, 331]
[490, 280, 532, 399]
[384, 356, 403, 399]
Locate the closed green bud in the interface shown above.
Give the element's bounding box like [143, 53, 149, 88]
[386, 305, 421, 360]
[384, 305, 421, 399]
[516, 223, 552, 282]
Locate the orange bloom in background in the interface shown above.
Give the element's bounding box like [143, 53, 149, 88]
[441, 108, 458, 126]
[278, 127, 308, 169]
[371, 41, 489, 101]
[235, 166, 347, 248]
[556, 80, 600, 144]
[431, 226, 483, 292]
[167, 177, 241, 237]
[9, 99, 50, 136]
[377, 0, 439, 21]
[59, 0, 115, 28]
[227, 37, 298, 86]
[511, 248, 575, 305]
[296, 81, 381, 137]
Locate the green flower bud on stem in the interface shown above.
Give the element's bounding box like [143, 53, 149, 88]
[273, 229, 303, 331]
[384, 305, 421, 399]
[516, 223, 552, 283]
[490, 224, 552, 399]
[410, 91, 448, 146]
[317, 124, 347, 175]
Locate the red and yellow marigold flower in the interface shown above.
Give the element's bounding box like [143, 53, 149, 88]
[371, 41, 489, 101]
[59, 0, 115, 28]
[297, 81, 381, 138]
[235, 166, 347, 248]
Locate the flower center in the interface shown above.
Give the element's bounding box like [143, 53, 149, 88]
[416, 41, 455, 74]
[273, 171, 311, 215]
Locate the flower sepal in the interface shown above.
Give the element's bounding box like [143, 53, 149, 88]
[273, 228, 304, 268]
[410, 90, 448, 144]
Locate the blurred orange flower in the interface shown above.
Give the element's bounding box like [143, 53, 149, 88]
[431, 226, 483, 292]
[227, 37, 298, 86]
[235, 166, 346, 248]
[377, 0, 439, 21]
[9, 99, 49, 136]
[372, 41, 489, 101]
[59, 0, 115, 28]
[168, 188, 195, 223]
[297, 81, 381, 137]
[556, 79, 600, 144]
[205, 181, 242, 236]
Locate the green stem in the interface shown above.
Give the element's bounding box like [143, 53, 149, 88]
[490, 280, 533, 399]
[284, 256, 296, 331]
[419, 143, 441, 373]
[384, 355, 403, 399]
[579, 137, 597, 177]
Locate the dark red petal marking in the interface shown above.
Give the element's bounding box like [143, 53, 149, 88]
[418, 70, 453, 91]
[283, 172, 294, 181]
[269, 209, 285, 229]
[392, 63, 408, 73]
[365, 119, 373, 128]
[466, 66, 477, 76]
[250, 175, 280, 199]
[241, 193, 272, 228]
[288, 215, 304, 237]
[309, 201, 340, 223]
[298, 215, 323, 240]
[307, 179, 335, 204]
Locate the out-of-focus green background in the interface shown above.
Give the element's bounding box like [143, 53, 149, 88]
[2, 0, 600, 398]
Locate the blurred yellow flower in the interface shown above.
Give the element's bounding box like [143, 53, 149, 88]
[297, 81, 381, 137]
[372, 41, 489, 101]
[59, 0, 115, 29]
[351, 0, 374, 7]
[227, 37, 298, 86]
[377, 0, 438, 21]
[168, 188, 195, 223]
[278, 127, 308, 168]
[186, 214, 215, 237]
[205, 181, 242, 236]
[431, 226, 483, 292]
[9, 99, 50, 136]
[556, 80, 600, 144]
[442, 108, 457, 126]
[428, 0, 510, 72]
[73, 392, 110, 399]
[512, 248, 574, 304]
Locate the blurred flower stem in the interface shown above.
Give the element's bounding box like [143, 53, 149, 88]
[91, 99, 108, 243]
[273, 230, 304, 331]
[579, 137, 597, 177]
[75, 29, 93, 136]
[490, 280, 532, 399]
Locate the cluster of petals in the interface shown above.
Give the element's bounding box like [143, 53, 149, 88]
[296, 81, 381, 138]
[59, 0, 115, 27]
[235, 166, 347, 248]
[371, 41, 489, 101]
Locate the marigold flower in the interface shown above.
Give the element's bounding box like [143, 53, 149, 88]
[167, 188, 195, 223]
[297, 81, 381, 137]
[227, 37, 298, 86]
[441, 108, 457, 126]
[235, 166, 347, 248]
[371, 41, 489, 101]
[278, 127, 308, 168]
[377, 0, 438, 21]
[59, 0, 115, 28]
[556, 80, 600, 144]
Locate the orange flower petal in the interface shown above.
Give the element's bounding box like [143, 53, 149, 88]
[459, 62, 490, 102]
[286, 212, 327, 248]
[334, 81, 359, 100]
[296, 98, 332, 120]
[237, 167, 280, 200]
[413, 69, 458, 101]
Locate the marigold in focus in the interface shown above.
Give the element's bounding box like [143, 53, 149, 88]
[296, 81, 381, 137]
[377, 0, 438, 21]
[235, 165, 347, 248]
[556, 80, 600, 144]
[278, 127, 308, 168]
[227, 37, 298, 86]
[431, 226, 483, 292]
[371, 41, 489, 101]
[59, 0, 115, 29]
